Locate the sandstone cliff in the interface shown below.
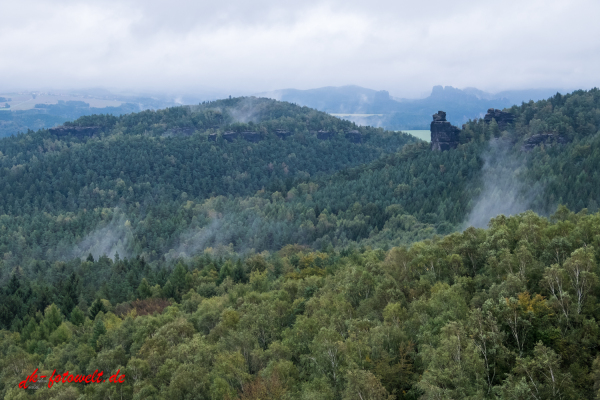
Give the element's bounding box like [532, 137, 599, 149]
[430, 111, 460, 151]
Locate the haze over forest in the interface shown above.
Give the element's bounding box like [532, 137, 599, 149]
[2, 1, 600, 400]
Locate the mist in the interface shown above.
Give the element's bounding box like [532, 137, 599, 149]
[71, 213, 134, 261]
[166, 212, 304, 260]
[465, 140, 544, 228]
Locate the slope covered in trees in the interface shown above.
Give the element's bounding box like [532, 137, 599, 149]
[1, 88, 600, 398]
[2, 89, 600, 268]
[2, 208, 600, 399]
[0, 97, 415, 267]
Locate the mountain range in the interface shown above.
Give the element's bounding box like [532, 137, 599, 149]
[259, 85, 566, 129]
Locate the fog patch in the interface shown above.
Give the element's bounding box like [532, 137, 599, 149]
[72, 213, 134, 261]
[228, 97, 264, 124]
[166, 208, 305, 260]
[465, 139, 543, 228]
[166, 218, 225, 260]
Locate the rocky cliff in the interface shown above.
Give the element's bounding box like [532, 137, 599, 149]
[484, 108, 515, 130]
[49, 126, 101, 138]
[317, 130, 334, 140]
[521, 133, 569, 151]
[430, 111, 460, 151]
[208, 131, 264, 142]
[345, 130, 363, 143]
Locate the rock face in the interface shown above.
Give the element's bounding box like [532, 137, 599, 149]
[430, 111, 460, 151]
[317, 130, 334, 140]
[224, 131, 262, 142]
[275, 130, 292, 139]
[207, 129, 364, 143]
[49, 126, 101, 138]
[484, 108, 515, 130]
[345, 130, 362, 143]
[208, 131, 264, 142]
[521, 133, 569, 151]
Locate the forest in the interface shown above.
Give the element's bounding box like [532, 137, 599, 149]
[2, 208, 600, 399]
[1, 88, 600, 398]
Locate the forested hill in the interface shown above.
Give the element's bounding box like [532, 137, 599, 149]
[1, 90, 600, 399]
[0, 97, 415, 267]
[1, 90, 600, 269]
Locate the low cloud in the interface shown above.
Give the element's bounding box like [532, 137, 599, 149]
[465, 139, 544, 228]
[165, 206, 307, 260]
[72, 213, 134, 261]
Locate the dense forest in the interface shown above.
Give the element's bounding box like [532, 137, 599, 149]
[2, 208, 600, 399]
[1, 89, 600, 398]
[2, 90, 600, 268]
[0, 97, 415, 268]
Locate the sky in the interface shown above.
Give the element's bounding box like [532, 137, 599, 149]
[1, 0, 599, 98]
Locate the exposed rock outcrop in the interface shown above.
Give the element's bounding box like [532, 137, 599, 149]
[317, 130, 334, 140]
[521, 133, 569, 151]
[275, 130, 292, 139]
[49, 126, 101, 138]
[345, 130, 362, 143]
[430, 111, 460, 151]
[484, 108, 515, 130]
[224, 131, 263, 142]
[207, 128, 364, 143]
[208, 131, 264, 142]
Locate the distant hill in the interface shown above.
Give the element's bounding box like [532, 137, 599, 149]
[1, 89, 600, 268]
[0, 97, 416, 266]
[0, 101, 143, 138]
[0, 90, 190, 138]
[259, 85, 566, 129]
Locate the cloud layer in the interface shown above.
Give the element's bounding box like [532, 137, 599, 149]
[1, 0, 599, 97]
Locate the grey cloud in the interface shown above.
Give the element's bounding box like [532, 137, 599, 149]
[1, 0, 599, 97]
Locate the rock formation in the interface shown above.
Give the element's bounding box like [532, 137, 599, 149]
[430, 111, 460, 151]
[208, 131, 264, 142]
[521, 133, 569, 151]
[345, 130, 362, 143]
[484, 108, 515, 130]
[49, 126, 101, 138]
[206, 128, 364, 143]
[317, 130, 334, 140]
[275, 130, 292, 139]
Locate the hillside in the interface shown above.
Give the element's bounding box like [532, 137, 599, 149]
[1, 89, 600, 398]
[0, 97, 416, 267]
[0, 101, 145, 139]
[1, 90, 600, 269]
[0, 89, 195, 138]
[1, 208, 600, 399]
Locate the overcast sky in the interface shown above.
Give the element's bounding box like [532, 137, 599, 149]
[1, 0, 599, 98]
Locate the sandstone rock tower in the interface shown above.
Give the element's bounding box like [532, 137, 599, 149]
[430, 111, 460, 151]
